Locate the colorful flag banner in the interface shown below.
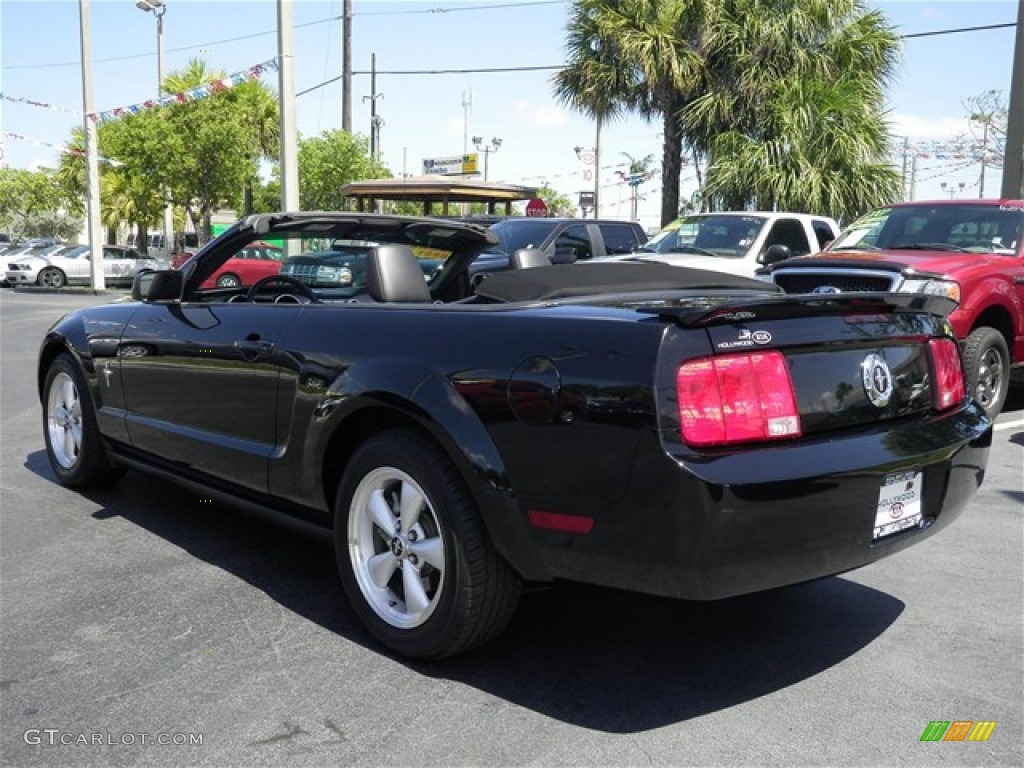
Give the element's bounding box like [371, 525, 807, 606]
[3, 132, 124, 167]
[87, 58, 279, 124]
[0, 92, 81, 116]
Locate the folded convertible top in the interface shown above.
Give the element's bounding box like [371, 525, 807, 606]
[472, 261, 781, 303]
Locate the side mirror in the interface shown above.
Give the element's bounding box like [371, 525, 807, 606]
[551, 246, 578, 265]
[760, 244, 793, 266]
[132, 269, 182, 302]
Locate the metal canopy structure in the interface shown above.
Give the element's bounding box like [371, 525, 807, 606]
[340, 176, 539, 216]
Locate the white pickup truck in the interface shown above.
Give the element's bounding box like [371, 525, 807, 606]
[622, 211, 840, 277]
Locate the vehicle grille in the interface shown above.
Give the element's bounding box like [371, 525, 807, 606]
[774, 273, 895, 293]
[281, 264, 316, 282]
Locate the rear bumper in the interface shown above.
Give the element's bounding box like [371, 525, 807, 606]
[526, 402, 992, 599]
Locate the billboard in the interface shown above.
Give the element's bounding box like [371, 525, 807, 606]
[422, 153, 479, 176]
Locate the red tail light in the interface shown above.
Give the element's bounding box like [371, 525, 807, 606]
[677, 350, 801, 447]
[929, 338, 966, 410]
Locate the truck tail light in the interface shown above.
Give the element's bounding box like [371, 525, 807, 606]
[928, 338, 966, 411]
[676, 350, 801, 447]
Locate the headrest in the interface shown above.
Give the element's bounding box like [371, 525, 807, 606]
[365, 244, 431, 303]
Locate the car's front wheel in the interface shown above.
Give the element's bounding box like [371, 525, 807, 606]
[334, 429, 520, 659]
[42, 353, 123, 487]
[216, 273, 241, 288]
[962, 326, 1010, 417]
[37, 267, 66, 289]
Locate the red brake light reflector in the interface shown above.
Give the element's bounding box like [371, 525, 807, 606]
[928, 338, 966, 410]
[677, 350, 801, 447]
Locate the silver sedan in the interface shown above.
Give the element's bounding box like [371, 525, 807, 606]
[5, 245, 169, 288]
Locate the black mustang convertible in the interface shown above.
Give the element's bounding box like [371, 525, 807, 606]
[39, 212, 992, 659]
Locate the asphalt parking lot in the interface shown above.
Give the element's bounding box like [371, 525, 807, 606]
[1, 288, 1021, 767]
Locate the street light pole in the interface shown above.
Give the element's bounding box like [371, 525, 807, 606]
[472, 136, 502, 181]
[137, 0, 173, 259]
[79, 0, 104, 290]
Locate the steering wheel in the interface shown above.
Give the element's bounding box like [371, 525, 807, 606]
[245, 274, 319, 303]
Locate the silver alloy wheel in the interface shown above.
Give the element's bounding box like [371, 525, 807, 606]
[38, 267, 65, 289]
[348, 467, 446, 629]
[217, 273, 240, 288]
[975, 346, 1004, 409]
[47, 371, 82, 469]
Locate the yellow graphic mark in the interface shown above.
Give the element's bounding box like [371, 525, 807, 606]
[968, 721, 997, 742]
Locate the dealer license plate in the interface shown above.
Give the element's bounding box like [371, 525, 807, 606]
[873, 470, 923, 540]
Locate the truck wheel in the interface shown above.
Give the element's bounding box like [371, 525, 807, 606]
[334, 429, 521, 659]
[43, 353, 124, 487]
[962, 327, 1010, 417]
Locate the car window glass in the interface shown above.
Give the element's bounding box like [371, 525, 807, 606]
[554, 224, 592, 260]
[763, 219, 812, 256]
[812, 220, 835, 249]
[599, 224, 642, 255]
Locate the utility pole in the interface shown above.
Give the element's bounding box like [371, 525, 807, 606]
[364, 54, 383, 163]
[462, 89, 472, 155]
[1002, 0, 1024, 198]
[78, 0, 104, 290]
[594, 119, 601, 217]
[277, 0, 299, 220]
[341, 0, 351, 132]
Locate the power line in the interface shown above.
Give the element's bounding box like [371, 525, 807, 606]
[5, 11, 1015, 72]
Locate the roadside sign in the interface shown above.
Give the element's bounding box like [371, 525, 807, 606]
[525, 198, 549, 217]
[423, 153, 479, 176]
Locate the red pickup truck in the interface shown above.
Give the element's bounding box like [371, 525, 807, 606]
[765, 199, 1024, 416]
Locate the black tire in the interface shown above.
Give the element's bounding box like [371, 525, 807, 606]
[37, 267, 66, 289]
[334, 429, 521, 659]
[962, 327, 1010, 418]
[42, 353, 124, 487]
[216, 273, 241, 288]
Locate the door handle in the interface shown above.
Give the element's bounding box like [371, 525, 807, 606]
[233, 339, 275, 355]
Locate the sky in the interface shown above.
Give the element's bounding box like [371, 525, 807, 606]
[0, 0, 1019, 230]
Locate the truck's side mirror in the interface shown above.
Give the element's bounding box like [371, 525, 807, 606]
[760, 244, 793, 265]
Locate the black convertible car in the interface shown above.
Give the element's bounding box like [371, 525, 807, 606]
[39, 212, 992, 659]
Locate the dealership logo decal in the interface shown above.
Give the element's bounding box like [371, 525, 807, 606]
[718, 328, 772, 350]
[861, 352, 893, 407]
[920, 721, 997, 742]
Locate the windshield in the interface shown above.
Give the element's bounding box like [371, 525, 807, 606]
[642, 215, 767, 258]
[488, 220, 558, 253]
[829, 203, 1024, 255]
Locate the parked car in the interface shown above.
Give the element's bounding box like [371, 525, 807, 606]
[617, 211, 839, 277]
[472, 217, 648, 274]
[38, 211, 991, 660]
[281, 240, 442, 292]
[200, 242, 284, 289]
[765, 199, 1024, 416]
[6, 244, 169, 288]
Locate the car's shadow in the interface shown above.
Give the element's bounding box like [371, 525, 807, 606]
[27, 453, 904, 733]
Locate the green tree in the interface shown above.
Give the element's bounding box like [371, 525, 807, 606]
[537, 184, 577, 216]
[159, 59, 252, 242]
[687, 0, 902, 219]
[554, 0, 705, 226]
[556, 0, 903, 224]
[298, 129, 389, 211]
[0, 167, 71, 241]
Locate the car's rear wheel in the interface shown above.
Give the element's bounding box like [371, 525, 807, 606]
[43, 353, 124, 487]
[334, 429, 520, 659]
[216, 273, 241, 288]
[38, 267, 66, 289]
[962, 326, 1010, 417]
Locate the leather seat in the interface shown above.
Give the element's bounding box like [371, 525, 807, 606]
[365, 244, 431, 303]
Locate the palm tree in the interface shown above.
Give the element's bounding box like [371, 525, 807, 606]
[684, 0, 902, 218]
[554, 0, 706, 227]
[161, 58, 227, 96]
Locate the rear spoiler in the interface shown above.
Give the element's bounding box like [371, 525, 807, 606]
[638, 292, 959, 328]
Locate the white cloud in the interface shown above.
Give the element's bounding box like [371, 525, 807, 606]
[507, 101, 569, 128]
[888, 112, 971, 140]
